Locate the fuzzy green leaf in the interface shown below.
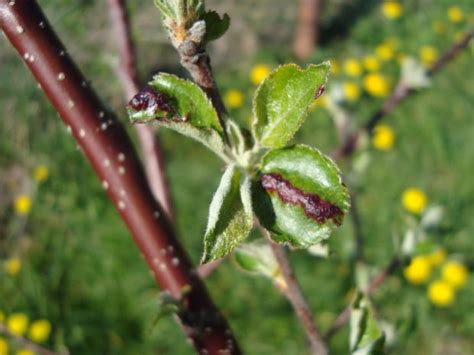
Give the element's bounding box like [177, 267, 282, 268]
[234, 240, 279, 279]
[252, 63, 329, 148]
[128, 74, 228, 160]
[201, 166, 253, 263]
[201, 11, 230, 43]
[254, 144, 350, 248]
[350, 293, 385, 354]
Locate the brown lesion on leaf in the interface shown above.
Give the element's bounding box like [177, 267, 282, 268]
[314, 84, 325, 100]
[128, 86, 176, 117]
[261, 173, 344, 225]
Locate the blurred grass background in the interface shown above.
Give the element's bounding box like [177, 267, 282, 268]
[0, 0, 473, 354]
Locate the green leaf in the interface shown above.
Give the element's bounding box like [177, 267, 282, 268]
[201, 11, 230, 43]
[254, 144, 350, 248]
[252, 63, 330, 148]
[201, 165, 253, 263]
[350, 293, 385, 354]
[234, 240, 279, 279]
[127, 74, 228, 161]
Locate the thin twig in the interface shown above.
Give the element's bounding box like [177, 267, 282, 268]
[333, 29, 474, 160]
[0, 2, 240, 353]
[177, 41, 229, 142]
[324, 257, 401, 340]
[107, 0, 173, 219]
[263, 230, 328, 355]
[0, 323, 63, 355]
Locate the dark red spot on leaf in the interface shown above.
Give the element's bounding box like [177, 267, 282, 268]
[314, 84, 325, 100]
[261, 173, 343, 225]
[128, 87, 175, 115]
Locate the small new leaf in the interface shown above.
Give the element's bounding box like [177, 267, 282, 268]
[350, 293, 385, 354]
[254, 144, 350, 248]
[234, 240, 279, 279]
[252, 63, 330, 148]
[202, 166, 253, 263]
[127, 74, 228, 160]
[201, 11, 230, 43]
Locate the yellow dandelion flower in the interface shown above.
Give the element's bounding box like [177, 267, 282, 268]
[381, 2, 403, 19]
[372, 125, 395, 151]
[428, 280, 455, 307]
[447, 6, 464, 23]
[343, 59, 362, 77]
[363, 55, 380, 72]
[402, 188, 427, 215]
[375, 44, 394, 61]
[363, 73, 389, 97]
[5, 257, 21, 276]
[330, 59, 341, 75]
[16, 350, 35, 355]
[224, 89, 244, 109]
[33, 165, 49, 183]
[14, 194, 32, 215]
[442, 261, 469, 288]
[419, 45, 438, 67]
[404, 255, 432, 285]
[342, 82, 361, 102]
[433, 21, 446, 34]
[28, 319, 52, 343]
[428, 249, 447, 267]
[250, 64, 271, 85]
[7, 313, 29, 336]
[0, 337, 9, 355]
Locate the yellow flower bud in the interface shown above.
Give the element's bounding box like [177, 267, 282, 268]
[372, 125, 395, 151]
[250, 64, 271, 85]
[362, 55, 380, 72]
[0, 337, 9, 355]
[5, 257, 21, 276]
[363, 73, 389, 97]
[33, 165, 49, 183]
[7, 313, 29, 336]
[402, 188, 427, 215]
[419, 46, 438, 67]
[29, 319, 52, 343]
[375, 44, 394, 61]
[343, 82, 361, 102]
[428, 280, 455, 307]
[14, 195, 32, 215]
[447, 6, 464, 23]
[381, 2, 403, 19]
[404, 255, 432, 285]
[442, 261, 469, 288]
[343, 59, 362, 77]
[224, 89, 244, 109]
[428, 249, 447, 267]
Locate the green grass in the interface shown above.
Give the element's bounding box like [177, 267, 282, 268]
[1, 0, 473, 354]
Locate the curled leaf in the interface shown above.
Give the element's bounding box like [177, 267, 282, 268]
[254, 144, 350, 248]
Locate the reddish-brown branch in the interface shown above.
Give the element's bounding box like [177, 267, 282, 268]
[324, 257, 400, 340]
[107, 0, 173, 220]
[293, 0, 322, 60]
[0, 1, 239, 353]
[263, 231, 328, 355]
[333, 29, 474, 160]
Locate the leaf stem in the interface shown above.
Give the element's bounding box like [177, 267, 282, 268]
[263, 229, 329, 355]
[107, 0, 174, 220]
[0, 1, 240, 353]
